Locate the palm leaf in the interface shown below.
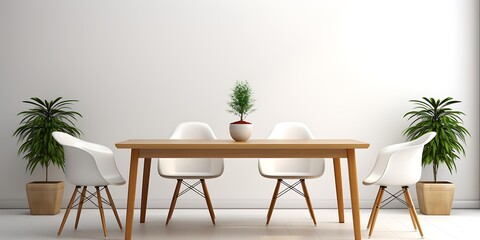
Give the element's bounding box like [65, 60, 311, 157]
[13, 97, 82, 182]
[403, 97, 470, 182]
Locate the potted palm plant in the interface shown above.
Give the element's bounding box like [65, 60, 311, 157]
[14, 97, 82, 215]
[403, 97, 470, 215]
[227, 80, 256, 142]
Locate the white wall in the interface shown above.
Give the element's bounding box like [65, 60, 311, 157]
[1, 0, 478, 209]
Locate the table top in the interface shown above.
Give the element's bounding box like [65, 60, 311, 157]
[115, 139, 370, 150]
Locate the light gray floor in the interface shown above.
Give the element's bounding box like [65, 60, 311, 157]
[1, 208, 479, 239]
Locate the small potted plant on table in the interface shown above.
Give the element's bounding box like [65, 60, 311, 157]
[227, 80, 256, 142]
[403, 97, 470, 215]
[14, 97, 82, 215]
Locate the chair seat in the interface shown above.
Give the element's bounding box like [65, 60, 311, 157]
[363, 176, 416, 187]
[260, 172, 323, 179]
[108, 175, 127, 185]
[258, 157, 325, 180]
[160, 172, 222, 179]
[362, 174, 381, 186]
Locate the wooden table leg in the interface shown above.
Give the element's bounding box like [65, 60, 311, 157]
[125, 149, 139, 240]
[333, 157, 345, 223]
[140, 158, 152, 223]
[347, 149, 361, 240]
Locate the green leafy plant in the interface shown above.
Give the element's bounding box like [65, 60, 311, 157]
[403, 97, 470, 182]
[227, 80, 256, 123]
[13, 97, 82, 182]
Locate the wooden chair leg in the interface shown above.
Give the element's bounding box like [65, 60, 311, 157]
[105, 186, 123, 229]
[74, 186, 87, 229]
[403, 187, 424, 237]
[404, 188, 418, 231]
[408, 206, 418, 230]
[367, 186, 383, 229]
[58, 186, 80, 236]
[166, 179, 182, 225]
[300, 179, 317, 225]
[368, 186, 385, 237]
[200, 179, 216, 225]
[96, 186, 108, 238]
[266, 179, 282, 225]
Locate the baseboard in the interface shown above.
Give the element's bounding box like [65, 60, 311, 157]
[0, 200, 30, 209]
[2, 199, 479, 209]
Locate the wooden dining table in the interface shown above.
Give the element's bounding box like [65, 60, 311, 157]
[116, 139, 370, 240]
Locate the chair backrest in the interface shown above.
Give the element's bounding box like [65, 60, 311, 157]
[158, 122, 224, 177]
[52, 132, 125, 186]
[268, 122, 315, 140]
[258, 122, 325, 177]
[364, 132, 436, 186]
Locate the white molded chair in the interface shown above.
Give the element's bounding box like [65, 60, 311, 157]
[158, 122, 224, 225]
[258, 122, 325, 225]
[363, 132, 436, 238]
[52, 131, 125, 238]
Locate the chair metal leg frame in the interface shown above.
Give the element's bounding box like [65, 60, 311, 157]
[368, 187, 407, 230]
[381, 188, 409, 208]
[166, 179, 216, 226]
[368, 186, 423, 238]
[277, 180, 304, 197]
[179, 180, 205, 197]
[57, 185, 122, 237]
[266, 179, 317, 225]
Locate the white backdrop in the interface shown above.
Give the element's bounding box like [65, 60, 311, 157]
[0, 0, 478, 209]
